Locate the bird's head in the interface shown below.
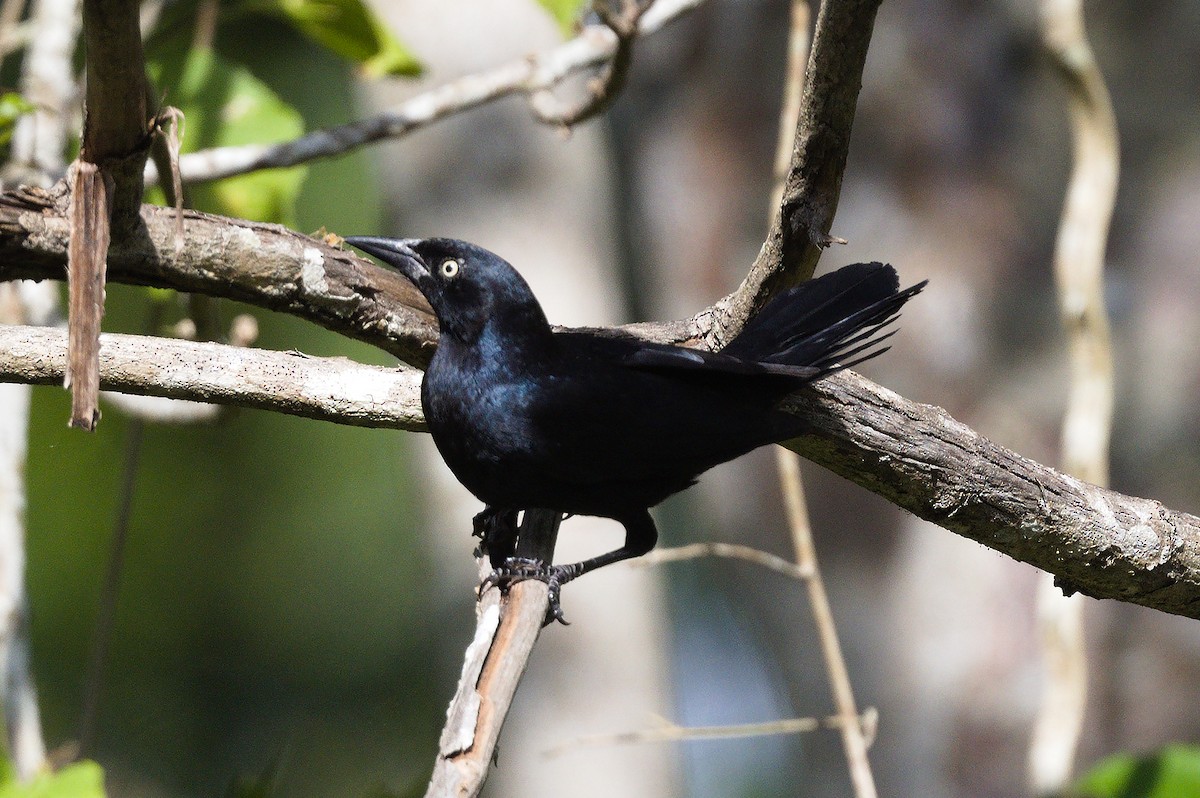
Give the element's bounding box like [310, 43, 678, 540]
[345, 236, 549, 345]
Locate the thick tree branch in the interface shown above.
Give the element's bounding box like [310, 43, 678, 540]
[0, 186, 438, 365]
[80, 0, 148, 221]
[783, 374, 1200, 619]
[0, 326, 425, 430]
[0, 300, 1197, 619]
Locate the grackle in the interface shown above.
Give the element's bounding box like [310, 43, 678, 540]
[346, 236, 925, 620]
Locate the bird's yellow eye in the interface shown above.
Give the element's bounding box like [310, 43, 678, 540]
[440, 259, 460, 278]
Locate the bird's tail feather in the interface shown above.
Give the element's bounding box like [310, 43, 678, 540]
[722, 262, 926, 376]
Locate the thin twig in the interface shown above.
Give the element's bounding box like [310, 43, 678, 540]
[146, 0, 704, 187]
[637, 541, 813, 580]
[1029, 0, 1119, 792]
[530, 0, 654, 129]
[78, 418, 142, 756]
[778, 451, 878, 797]
[542, 707, 879, 758]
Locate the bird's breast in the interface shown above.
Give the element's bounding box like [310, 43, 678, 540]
[422, 352, 540, 499]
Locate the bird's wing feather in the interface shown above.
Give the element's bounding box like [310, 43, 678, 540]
[621, 344, 821, 380]
[520, 333, 802, 494]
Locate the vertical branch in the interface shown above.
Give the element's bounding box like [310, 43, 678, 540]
[79, 0, 150, 213]
[65, 163, 112, 430]
[0, 0, 78, 778]
[425, 510, 559, 798]
[67, 0, 152, 429]
[769, 4, 876, 795]
[1030, 0, 1119, 793]
[777, 453, 877, 798]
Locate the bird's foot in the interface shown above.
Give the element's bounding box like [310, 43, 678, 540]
[479, 557, 571, 626]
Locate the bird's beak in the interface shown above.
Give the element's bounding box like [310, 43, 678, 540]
[344, 236, 428, 284]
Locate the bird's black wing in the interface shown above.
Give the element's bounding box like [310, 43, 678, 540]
[513, 332, 805, 506]
[621, 343, 821, 380]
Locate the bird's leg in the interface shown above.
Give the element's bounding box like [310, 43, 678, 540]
[472, 506, 519, 569]
[483, 510, 658, 625]
[546, 509, 658, 587]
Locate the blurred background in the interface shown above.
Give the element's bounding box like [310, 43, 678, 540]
[13, 0, 1200, 795]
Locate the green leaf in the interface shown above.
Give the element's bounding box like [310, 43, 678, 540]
[249, 0, 420, 76]
[1072, 744, 1200, 798]
[0, 91, 35, 147]
[536, 0, 589, 35]
[0, 761, 106, 798]
[149, 48, 308, 224]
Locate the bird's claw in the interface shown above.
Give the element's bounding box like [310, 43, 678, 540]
[478, 557, 571, 626]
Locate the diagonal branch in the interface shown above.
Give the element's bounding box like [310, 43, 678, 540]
[702, 0, 883, 349]
[0, 2, 1193, 633]
[1, 307, 1198, 620]
[146, 0, 705, 187]
[783, 374, 1200, 619]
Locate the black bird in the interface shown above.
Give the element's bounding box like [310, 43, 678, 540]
[347, 236, 925, 618]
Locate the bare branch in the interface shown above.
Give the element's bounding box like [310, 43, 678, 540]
[530, 0, 652, 129]
[637, 541, 813, 579]
[778, 451, 879, 798]
[426, 524, 553, 798]
[146, 0, 704, 187]
[764, 7, 878, 794]
[542, 708, 879, 757]
[66, 0, 152, 427]
[79, 0, 149, 220]
[0, 326, 426, 430]
[1030, 0, 1121, 790]
[0, 187, 438, 365]
[783, 373, 1200, 619]
[65, 162, 110, 429]
[0, 184, 1199, 618]
[705, 0, 883, 348]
